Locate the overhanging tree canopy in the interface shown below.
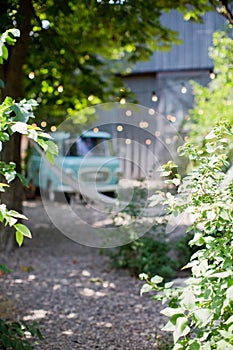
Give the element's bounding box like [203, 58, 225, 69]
[0, 0, 221, 127]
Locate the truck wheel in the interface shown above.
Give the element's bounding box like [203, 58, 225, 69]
[65, 193, 76, 205]
[48, 181, 55, 202]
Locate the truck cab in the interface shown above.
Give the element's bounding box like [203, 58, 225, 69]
[27, 130, 121, 201]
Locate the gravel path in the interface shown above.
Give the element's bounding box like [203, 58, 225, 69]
[1, 199, 170, 350]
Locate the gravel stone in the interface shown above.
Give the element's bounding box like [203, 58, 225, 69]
[1, 200, 170, 350]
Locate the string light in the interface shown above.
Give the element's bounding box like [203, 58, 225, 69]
[148, 108, 155, 115]
[139, 121, 149, 129]
[125, 110, 132, 117]
[28, 72, 35, 79]
[151, 91, 158, 102]
[166, 115, 176, 123]
[181, 84, 187, 94]
[57, 85, 63, 92]
[93, 127, 99, 133]
[41, 121, 47, 128]
[51, 125, 57, 132]
[120, 97, 126, 104]
[209, 70, 216, 80]
[117, 125, 123, 132]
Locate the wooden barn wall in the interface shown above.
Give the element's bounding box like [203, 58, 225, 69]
[133, 11, 226, 73]
[93, 71, 209, 179]
[91, 11, 226, 180]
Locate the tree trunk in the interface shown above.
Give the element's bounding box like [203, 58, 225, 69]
[0, 0, 33, 252]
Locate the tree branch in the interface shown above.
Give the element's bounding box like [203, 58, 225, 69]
[209, 0, 233, 25]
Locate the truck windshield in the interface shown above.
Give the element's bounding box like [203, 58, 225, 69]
[64, 137, 112, 157]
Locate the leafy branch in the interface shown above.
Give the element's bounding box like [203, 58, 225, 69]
[0, 29, 58, 246]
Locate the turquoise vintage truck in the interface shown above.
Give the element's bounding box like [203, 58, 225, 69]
[27, 130, 121, 202]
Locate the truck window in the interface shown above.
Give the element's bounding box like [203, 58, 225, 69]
[64, 137, 112, 157]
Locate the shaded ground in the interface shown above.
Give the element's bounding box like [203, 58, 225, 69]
[0, 199, 170, 350]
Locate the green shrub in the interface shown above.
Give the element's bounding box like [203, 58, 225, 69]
[108, 232, 176, 280]
[105, 179, 178, 281]
[175, 232, 200, 270]
[0, 320, 43, 350]
[140, 121, 233, 349]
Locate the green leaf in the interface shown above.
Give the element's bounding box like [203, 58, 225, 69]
[180, 289, 196, 309]
[11, 104, 28, 122]
[16, 231, 24, 246]
[36, 327, 44, 340]
[27, 129, 38, 141]
[219, 209, 229, 221]
[14, 224, 32, 238]
[11, 99, 37, 123]
[164, 281, 174, 288]
[172, 178, 181, 186]
[2, 45, 8, 60]
[0, 264, 13, 273]
[173, 316, 190, 343]
[189, 232, 205, 246]
[8, 28, 20, 37]
[11, 121, 28, 134]
[46, 151, 55, 164]
[225, 315, 233, 325]
[215, 340, 233, 350]
[37, 132, 52, 139]
[140, 283, 153, 295]
[5, 215, 17, 227]
[0, 183, 9, 189]
[151, 275, 163, 284]
[226, 285, 233, 301]
[161, 320, 176, 332]
[5, 170, 16, 183]
[139, 273, 148, 280]
[0, 204, 7, 218]
[8, 210, 27, 220]
[45, 140, 59, 156]
[161, 307, 184, 317]
[189, 340, 201, 350]
[161, 170, 172, 177]
[17, 173, 28, 187]
[218, 329, 233, 339]
[209, 271, 232, 279]
[194, 308, 212, 326]
[173, 344, 183, 350]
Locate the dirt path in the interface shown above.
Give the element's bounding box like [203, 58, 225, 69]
[0, 199, 169, 350]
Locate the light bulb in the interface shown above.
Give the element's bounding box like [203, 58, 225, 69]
[151, 91, 158, 102]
